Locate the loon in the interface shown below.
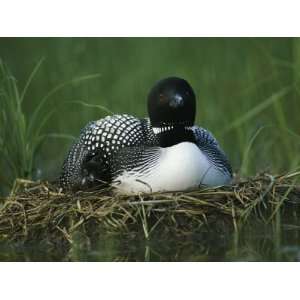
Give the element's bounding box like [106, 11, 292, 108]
[60, 77, 232, 194]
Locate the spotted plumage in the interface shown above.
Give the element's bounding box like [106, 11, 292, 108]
[191, 126, 232, 177]
[60, 115, 158, 188]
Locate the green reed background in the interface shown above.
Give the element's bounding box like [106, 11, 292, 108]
[1, 38, 300, 194]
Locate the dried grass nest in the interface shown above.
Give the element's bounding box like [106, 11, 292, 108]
[1, 172, 300, 244]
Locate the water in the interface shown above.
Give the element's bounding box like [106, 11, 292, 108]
[1, 212, 300, 261]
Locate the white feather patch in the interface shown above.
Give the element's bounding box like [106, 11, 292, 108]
[112, 142, 231, 195]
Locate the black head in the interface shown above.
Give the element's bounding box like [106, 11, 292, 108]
[147, 77, 196, 128]
[147, 77, 197, 147]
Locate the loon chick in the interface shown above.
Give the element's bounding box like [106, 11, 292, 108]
[60, 77, 232, 193]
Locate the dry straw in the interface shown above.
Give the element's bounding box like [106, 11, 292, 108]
[1, 172, 300, 244]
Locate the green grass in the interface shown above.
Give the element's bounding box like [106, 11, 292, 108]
[0, 58, 101, 191]
[1, 38, 300, 193]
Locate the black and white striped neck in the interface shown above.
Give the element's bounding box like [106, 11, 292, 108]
[152, 125, 196, 147]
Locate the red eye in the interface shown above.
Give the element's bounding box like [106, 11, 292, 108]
[159, 93, 166, 102]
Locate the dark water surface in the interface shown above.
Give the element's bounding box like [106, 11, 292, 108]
[1, 211, 300, 262]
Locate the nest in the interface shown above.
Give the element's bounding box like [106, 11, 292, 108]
[1, 172, 300, 246]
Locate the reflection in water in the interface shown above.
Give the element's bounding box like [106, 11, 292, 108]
[1, 209, 300, 262]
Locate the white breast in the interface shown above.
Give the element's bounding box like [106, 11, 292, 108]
[112, 142, 231, 195]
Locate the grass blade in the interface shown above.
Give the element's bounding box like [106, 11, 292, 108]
[240, 126, 266, 175]
[28, 73, 101, 136]
[20, 57, 45, 103]
[67, 100, 113, 115]
[223, 86, 292, 134]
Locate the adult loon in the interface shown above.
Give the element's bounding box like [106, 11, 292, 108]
[60, 77, 232, 194]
